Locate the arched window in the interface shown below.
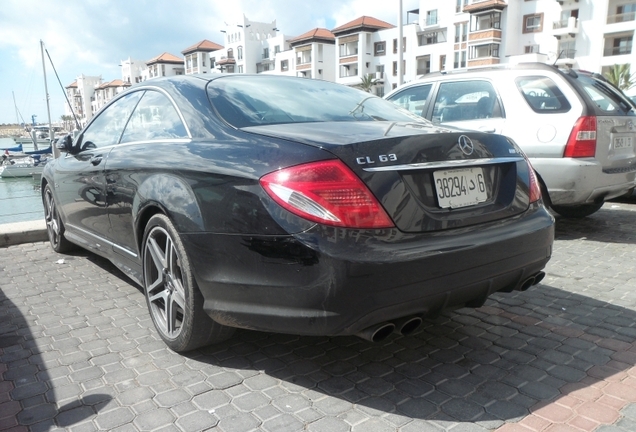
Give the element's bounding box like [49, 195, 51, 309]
[227, 48, 234, 59]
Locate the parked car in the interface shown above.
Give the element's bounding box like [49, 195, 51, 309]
[385, 63, 636, 218]
[43, 75, 554, 352]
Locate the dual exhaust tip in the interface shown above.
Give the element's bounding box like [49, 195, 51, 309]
[519, 271, 546, 291]
[356, 315, 423, 343]
[356, 271, 546, 343]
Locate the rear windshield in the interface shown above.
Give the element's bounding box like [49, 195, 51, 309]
[515, 76, 571, 113]
[574, 74, 635, 115]
[207, 75, 426, 128]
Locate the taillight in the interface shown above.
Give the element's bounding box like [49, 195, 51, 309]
[527, 162, 541, 203]
[260, 160, 394, 229]
[564, 116, 597, 158]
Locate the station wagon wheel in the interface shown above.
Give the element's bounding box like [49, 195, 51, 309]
[142, 214, 233, 352]
[42, 184, 75, 253]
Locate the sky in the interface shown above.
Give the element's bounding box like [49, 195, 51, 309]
[0, 0, 419, 126]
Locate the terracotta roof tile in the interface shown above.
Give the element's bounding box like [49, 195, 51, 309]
[146, 52, 184, 65]
[332, 16, 394, 34]
[65, 81, 77, 88]
[182, 39, 224, 54]
[288, 28, 335, 44]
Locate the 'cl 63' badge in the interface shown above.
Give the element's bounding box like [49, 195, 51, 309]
[356, 154, 397, 165]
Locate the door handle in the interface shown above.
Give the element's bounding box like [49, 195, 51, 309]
[90, 155, 103, 166]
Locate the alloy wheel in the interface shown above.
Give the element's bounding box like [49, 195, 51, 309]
[143, 226, 187, 339]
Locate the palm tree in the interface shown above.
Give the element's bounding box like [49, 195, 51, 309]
[604, 64, 635, 91]
[357, 74, 378, 93]
[60, 115, 74, 132]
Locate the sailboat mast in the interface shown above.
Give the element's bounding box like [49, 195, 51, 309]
[12, 91, 19, 125]
[40, 39, 53, 152]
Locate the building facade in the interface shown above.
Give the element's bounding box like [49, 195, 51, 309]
[64, 74, 102, 126]
[63, 1, 636, 120]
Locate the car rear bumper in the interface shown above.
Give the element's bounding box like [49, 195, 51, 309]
[532, 157, 636, 205]
[183, 204, 554, 337]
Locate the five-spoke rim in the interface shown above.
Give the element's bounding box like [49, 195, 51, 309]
[143, 226, 186, 339]
[44, 187, 61, 247]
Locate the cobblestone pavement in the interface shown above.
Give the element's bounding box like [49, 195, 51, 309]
[2, 202, 636, 432]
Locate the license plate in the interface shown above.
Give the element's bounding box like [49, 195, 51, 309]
[614, 136, 633, 149]
[433, 167, 488, 209]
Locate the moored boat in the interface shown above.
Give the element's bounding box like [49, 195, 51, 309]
[0, 155, 48, 178]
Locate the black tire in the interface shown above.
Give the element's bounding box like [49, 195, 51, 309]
[42, 184, 76, 253]
[551, 201, 604, 218]
[142, 214, 234, 352]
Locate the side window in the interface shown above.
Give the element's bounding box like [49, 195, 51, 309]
[575, 75, 633, 114]
[385, 84, 432, 117]
[78, 92, 143, 150]
[432, 80, 502, 123]
[121, 90, 188, 142]
[515, 76, 571, 113]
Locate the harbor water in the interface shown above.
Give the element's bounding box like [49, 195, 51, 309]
[0, 138, 44, 224]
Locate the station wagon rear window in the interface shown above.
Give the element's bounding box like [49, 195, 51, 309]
[574, 74, 635, 115]
[515, 76, 571, 114]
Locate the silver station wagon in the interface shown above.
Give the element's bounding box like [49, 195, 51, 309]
[386, 63, 636, 218]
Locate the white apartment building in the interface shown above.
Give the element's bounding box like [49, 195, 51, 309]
[331, 0, 636, 96]
[120, 57, 147, 84]
[64, 74, 102, 126]
[141, 53, 185, 81]
[182, 40, 224, 74]
[287, 28, 336, 81]
[63, 2, 636, 119]
[91, 80, 131, 116]
[212, 15, 290, 74]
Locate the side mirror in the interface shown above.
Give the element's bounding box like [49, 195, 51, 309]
[56, 134, 74, 153]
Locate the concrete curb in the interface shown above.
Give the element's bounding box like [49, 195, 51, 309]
[0, 219, 48, 248]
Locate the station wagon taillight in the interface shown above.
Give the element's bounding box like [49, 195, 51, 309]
[564, 116, 597, 158]
[260, 160, 394, 229]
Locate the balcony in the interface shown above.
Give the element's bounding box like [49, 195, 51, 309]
[558, 48, 576, 58]
[552, 17, 579, 38]
[607, 12, 636, 24]
[463, 0, 507, 14]
[604, 45, 633, 56]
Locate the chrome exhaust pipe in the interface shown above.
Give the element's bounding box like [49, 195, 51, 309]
[356, 322, 395, 342]
[393, 316, 423, 336]
[533, 271, 546, 285]
[519, 277, 535, 291]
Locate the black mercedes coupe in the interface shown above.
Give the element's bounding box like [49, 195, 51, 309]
[43, 74, 554, 352]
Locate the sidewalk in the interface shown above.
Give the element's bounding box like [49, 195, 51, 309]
[0, 219, 47, 248]
[2, 204, 636, 431]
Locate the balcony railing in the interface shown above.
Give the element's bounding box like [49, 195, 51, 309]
[553, 18, 578, 29]
[425, 17, 438, 26]
[557, 48, 576, 58]
[416, 68, 430, 75]
[607, 12, 636, 24]
[604, 45, 633, 56]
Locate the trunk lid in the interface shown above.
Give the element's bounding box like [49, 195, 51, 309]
[243, 122, 536, 233]
[570, 73, 636, 172]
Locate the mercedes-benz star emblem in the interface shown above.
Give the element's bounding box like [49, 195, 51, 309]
[458, 135, 474, 156]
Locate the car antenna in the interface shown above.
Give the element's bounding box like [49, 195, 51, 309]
[552, 50, 563, 67]
[44, 46, 82, 131]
